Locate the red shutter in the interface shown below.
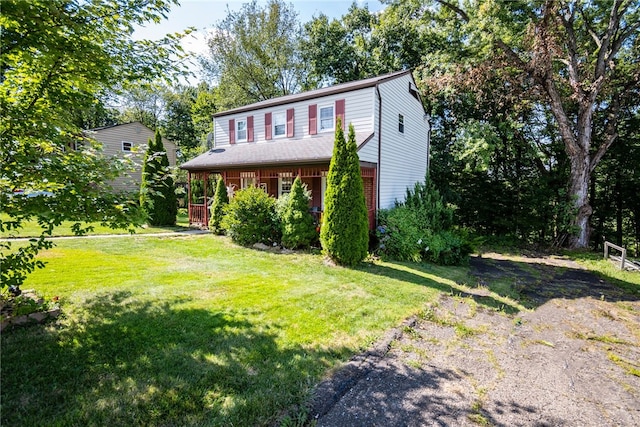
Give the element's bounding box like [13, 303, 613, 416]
[229, 119, 235, 144]
[308, 104, 317, 135]
[265, 112, 272, 140]
[247, 115, 254, 142]
[286, 108, 294, 138]
[335, 99, 345, 130]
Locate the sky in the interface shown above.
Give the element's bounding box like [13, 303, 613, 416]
[133, 0, 384, 82]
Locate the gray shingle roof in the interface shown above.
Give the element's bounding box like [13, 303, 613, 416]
[180, 132, 374, 171]
[213, 70, 410, 118]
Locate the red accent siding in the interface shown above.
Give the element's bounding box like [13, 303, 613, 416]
[335, 99, 345, 130]
[286, 108, 294, 138]
[247, 116, 254, 142]
[229, 119, 235, 144]
[308, 104, 317, 135]
[265, 112, 272, 140]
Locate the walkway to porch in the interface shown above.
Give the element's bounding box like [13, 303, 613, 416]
[187, 165, 377, 229]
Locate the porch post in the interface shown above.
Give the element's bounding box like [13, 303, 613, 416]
[203, 171, 209, 226]
[187, 171, 192, 225]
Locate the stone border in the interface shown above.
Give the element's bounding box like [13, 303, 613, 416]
[0, 308, 61, 332]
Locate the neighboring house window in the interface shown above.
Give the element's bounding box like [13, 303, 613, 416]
[278, 173, 293, 197]
[273, 111, 286, 137]
[319, 105, 334, 132]
[398, 114, 404, 133]
[122, 141, 133, 152]
[236, 118, 248, 142]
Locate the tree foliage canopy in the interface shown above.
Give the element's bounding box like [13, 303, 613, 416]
[203, 0, 308, 109]
[0, 0, 186, 290]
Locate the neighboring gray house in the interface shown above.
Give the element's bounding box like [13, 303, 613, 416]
[86, 122, 177, 192]
[181, 70, 430, 227]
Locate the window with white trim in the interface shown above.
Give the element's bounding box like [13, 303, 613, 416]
[398, 114, 404, 133]
[122, 141, 133, 152]
[236, 118, 247, 142]
[319, 104, 334, 132]
[273, 111, 286, 137]
[240, 171, 255, 189]
[278, 173, 293, 197]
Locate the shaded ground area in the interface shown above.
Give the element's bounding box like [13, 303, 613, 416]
[311, 255, 640, 426]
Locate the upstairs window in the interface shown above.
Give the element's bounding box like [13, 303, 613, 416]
[398, 114, 404, 133]
[319, 105, 334, 132]
[236, 119, 247, 142]
[273, 111, 286, 137]
[122, 141, 133, 152]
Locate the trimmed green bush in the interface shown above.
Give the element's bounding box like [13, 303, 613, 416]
[280, 176, 317, 249]
[376, 207, 423, 262]
[221, 186, 279, 246]
[140, 130, 177, 226]
[209, 178, 228, 234]
[320, 121, 369, 266]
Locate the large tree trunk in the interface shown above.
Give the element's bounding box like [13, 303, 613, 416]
[567, 151, 592, 248]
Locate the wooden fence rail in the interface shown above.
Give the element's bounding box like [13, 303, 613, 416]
[604, 241, 627, 270]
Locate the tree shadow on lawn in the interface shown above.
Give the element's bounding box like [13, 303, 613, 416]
[1, 291, 345, 427]
[363, 257, 639, 315]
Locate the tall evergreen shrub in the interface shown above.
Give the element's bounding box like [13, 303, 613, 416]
[281, 176, 316, 249]
[320, 121, 369, 265]
[140, 130, 177, 226]
[209, 177, 228, 234]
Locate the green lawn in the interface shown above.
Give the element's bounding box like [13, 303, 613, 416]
[1, 234, 472, 426]
[0, 212, 191, 238]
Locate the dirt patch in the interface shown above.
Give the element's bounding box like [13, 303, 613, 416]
[311, 255, 640, 426]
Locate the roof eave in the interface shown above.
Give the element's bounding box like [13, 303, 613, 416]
[213, 70, 411, 118]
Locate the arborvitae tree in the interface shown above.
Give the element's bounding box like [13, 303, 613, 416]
[320, 121, 369, 265]
[281, 176, 317, 248]
[140, 130, 177, 226]
[209, 177, 229, 234]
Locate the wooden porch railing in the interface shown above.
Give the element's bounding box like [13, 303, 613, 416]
[189, 203, 208, 226]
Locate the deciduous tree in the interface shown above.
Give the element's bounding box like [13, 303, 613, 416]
[406, 0, 640, 248]
[0, 0, 186, 290]
[203, 0, 307, 109]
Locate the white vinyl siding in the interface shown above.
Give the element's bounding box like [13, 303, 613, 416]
[213, 87, 375, 146]
[376, 74, 429, 208]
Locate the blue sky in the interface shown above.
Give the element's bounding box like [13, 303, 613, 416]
[134, 0, 384, 58]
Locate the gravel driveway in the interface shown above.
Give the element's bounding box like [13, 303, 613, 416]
[309, 254, 640, 426]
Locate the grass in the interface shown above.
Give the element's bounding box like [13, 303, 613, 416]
[0, 212, 191, 238]
[1, 234, 472, 427]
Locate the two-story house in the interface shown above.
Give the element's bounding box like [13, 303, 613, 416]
[86, 122, 177, 192]
[181, 70, 430, 228]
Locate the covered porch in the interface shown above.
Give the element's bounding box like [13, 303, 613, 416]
[187, 164, 377, 229]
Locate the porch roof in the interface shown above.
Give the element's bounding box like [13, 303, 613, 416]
[181, 132, 374, 171]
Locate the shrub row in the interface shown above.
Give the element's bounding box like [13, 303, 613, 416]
[212, 176, 318, 249]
